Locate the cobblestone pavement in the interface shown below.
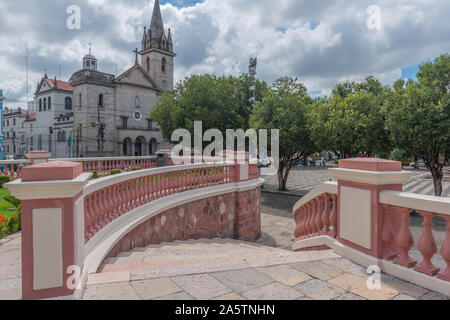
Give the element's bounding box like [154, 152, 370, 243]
[261, 165, 450, 197]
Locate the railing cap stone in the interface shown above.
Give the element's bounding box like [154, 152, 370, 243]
[22, 161, 83, 182]
[339, 158, 402, 172]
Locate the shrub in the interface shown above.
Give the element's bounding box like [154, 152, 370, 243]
[0, 175, 11, 188]
[0, 205, 21, 239]
[91, 170, 99, 179]
[3, 195, 20, 208]
[110, 169, 121, 175]
[131, 166, 141, 171]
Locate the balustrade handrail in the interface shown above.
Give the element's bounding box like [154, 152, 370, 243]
[82, 161, 254, 243]
[380, 190, 450, 216]
[84, 161, 236, 196]
[0, 159, 30, 165]
[293, 181, 337, 214]
[52, 156, 158, 162]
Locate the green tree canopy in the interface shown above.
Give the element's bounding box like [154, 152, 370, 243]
[251, 77, 315, 191]
[384, 54, 450, 196]
[310, 76, 390, 157]
[150, 74, 267, 145]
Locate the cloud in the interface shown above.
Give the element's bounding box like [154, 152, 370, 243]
[0, 0, 449, 106]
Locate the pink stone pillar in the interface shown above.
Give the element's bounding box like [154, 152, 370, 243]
[6, 161, 91, 300]
[25, 150, 51, 166]
[329, 158, 413, 259]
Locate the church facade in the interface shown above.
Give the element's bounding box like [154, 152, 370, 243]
[69, 0, 175, 157]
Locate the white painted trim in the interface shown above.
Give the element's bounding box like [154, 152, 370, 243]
[380, 190, 450, 216]
[293, 181, 338, 213]
[329, 168, 413, 185]
[5, 173, 92, 200]
[84, 178, 264, 273]
[293, 236, 450, 297]
[0, 160, 30, 165]
[83, 162, 235, 196]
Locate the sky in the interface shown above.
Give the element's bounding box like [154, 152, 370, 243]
[0, 0, 449, 108]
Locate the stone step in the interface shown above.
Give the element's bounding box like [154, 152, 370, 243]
[97, 238, 339, 278]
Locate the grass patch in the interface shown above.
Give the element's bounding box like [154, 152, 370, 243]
[0, 189, 14, 219]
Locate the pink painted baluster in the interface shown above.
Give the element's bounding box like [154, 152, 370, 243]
[307, 202, 315, 237]
[393, 208, 417, 268]
[414, 211, 440, 276]
[118, 182, 126, 215]
[381, 205, 398, 260]
[315, 198, 323, 235]
[321, 196, 330, 235]
[84, 195, 92, 241]
[92, 192, 102, 233]
[301, 208, 308, 238]
[438, 215, 450, 282]
[328, 195, 338, 238]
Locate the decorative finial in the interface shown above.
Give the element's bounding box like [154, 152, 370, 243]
[88, 42, 92, 54]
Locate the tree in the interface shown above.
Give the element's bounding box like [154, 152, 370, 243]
[251, 77, 315, 191]
[310, 77, 390, 157]
[150, 74, 267, 145]
[384, 54, 450, 196]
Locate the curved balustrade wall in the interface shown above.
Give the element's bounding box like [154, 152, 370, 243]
[83, 164, 235, 242]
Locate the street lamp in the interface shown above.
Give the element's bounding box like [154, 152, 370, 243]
[249, 57, 257, 109]
[0, 89, 5, 160]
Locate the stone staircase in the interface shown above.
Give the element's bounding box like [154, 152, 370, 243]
[95, 238, 338, 280]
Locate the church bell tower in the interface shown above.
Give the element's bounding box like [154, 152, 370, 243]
[140, 0, 175, 92]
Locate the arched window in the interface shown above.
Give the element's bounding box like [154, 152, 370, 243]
[39, 99, 42, 112]
[161, 58, 166, 73]
[98, 94, 104, 107]
[146, 57, 150, 72]
[135, 96, 140, 107]
[43, 98, 47, 111]
[48, 97, 51, 110]
[162, 80, 167, 89]
[65, 97, 72, 110]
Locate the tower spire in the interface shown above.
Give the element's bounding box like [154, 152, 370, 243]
[150, 0, 165, 46]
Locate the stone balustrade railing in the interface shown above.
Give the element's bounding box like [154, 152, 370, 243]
[83, 163, 236, 242]
[0, 160, 29, 178]
[293, 158, 450, 297]
[6, 156, 262, 300]
[293, 181, 338, 241]
[379, 191, 450, 281]
[52, 156, 158, 173]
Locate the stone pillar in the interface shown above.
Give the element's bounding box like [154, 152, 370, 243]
[329, 158, 413, 259]
[26, 150, 51, 166]
[6, 161, 91, 300]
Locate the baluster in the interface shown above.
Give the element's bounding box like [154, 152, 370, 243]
[307, 202, 314, 237]
[300, 208, 307, 238]
[393, 208, 417, 268]
[438, 215, 450, 281]
[328, 195, 338, 238]
[315, 197, 324, 235]
[414, 211, 440, 276]
[381, 205, 398, 260]
[119, 182, 127, 215]
[111, 184, 120, 219]
[321, 196, 330, 235]
[131, 179, 138, 209]
[84, 195, 93, 241]
[91, 191, 102, 235]
[94, 191, 104, 231]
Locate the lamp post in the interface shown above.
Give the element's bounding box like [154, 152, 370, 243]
[0, 89, 5, 160]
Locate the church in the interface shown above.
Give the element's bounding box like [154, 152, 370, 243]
[69, 0, 175, 157]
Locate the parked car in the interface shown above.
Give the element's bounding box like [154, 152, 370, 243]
[258, 157, 271, 168]
[410, 160, 426, 168]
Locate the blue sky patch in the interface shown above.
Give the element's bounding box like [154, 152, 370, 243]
[401, 64, 419, 81]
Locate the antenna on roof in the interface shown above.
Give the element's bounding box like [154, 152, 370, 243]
[88, 42, 92, 54]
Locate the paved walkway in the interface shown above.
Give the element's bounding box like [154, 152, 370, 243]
[0, 213, 448, 300]
[262, 165, 450, 197]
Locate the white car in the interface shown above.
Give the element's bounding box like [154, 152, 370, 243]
[410, 160, 426, 168]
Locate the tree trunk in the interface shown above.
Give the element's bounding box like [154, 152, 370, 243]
[430, 164, 444, 197]
[278, 166, 286, 191]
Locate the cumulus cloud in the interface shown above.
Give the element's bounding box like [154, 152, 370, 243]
[0, 0, 449, 107]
